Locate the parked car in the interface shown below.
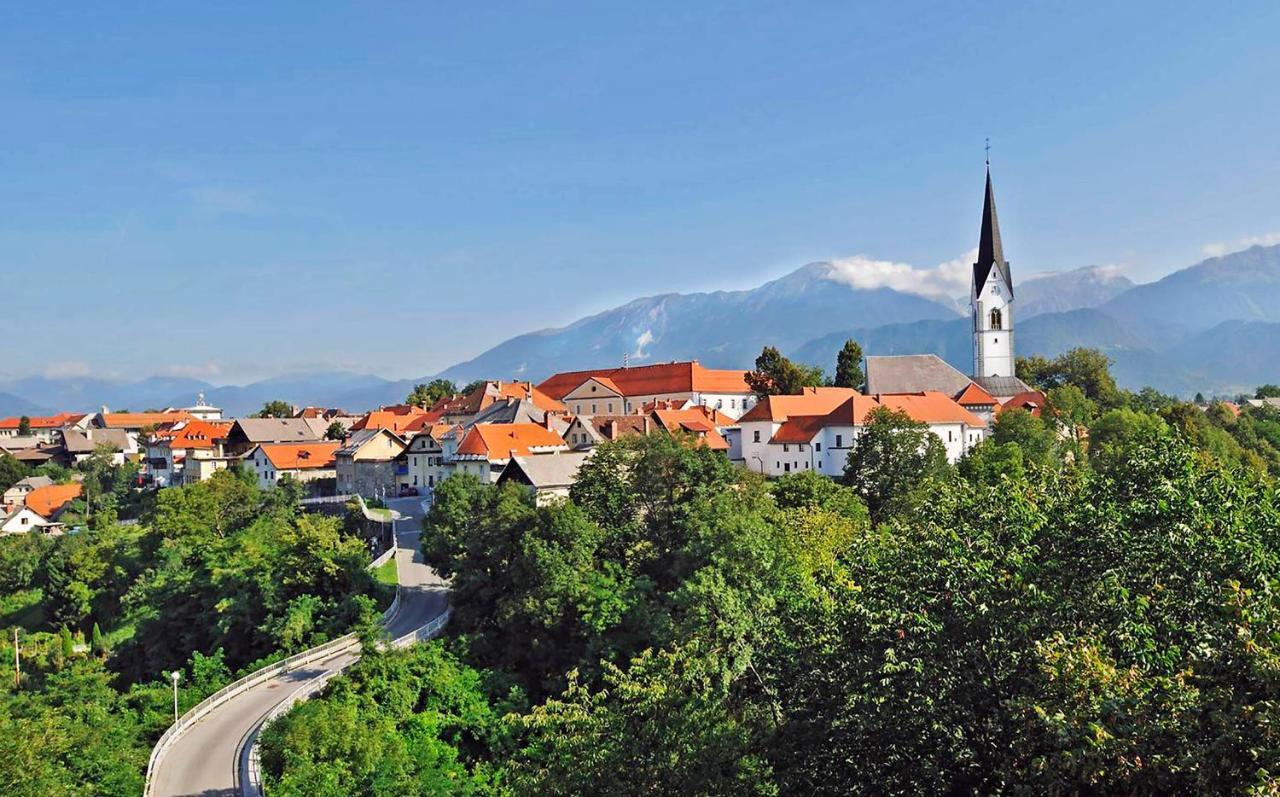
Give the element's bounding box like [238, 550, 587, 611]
[398, 485, 419, 497]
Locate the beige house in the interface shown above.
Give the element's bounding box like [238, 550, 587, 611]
[336, 428, 407, 497]
[244, 442, 340, 491]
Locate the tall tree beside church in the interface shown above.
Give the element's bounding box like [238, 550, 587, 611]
[832, 339, 865, 391]
[746, 346, 825, 398]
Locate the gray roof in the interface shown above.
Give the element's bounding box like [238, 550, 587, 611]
[499, 451, 592, 490]
[468, 398, 548, 428]
[0, 435, 45, 451]
[972, 375, 1034, 401]
[62, 428, 130, 454]
[232, 418, 325, 443]
[8, 475, 54, 492]
[865, 354, 973, 396]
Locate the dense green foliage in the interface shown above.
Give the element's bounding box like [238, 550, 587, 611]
[746, 346, 826, 397]
[832, 338, 865, 390]
[262, 348, 1280, 795]
[0, 466, 386, 793]
[255, 400, 295, 418]
[407, 378, 458, 408]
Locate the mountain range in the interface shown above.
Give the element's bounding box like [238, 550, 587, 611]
[3, 244, 1278, 416]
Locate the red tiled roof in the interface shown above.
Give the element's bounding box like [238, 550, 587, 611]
[164, 420, 233, 450]
[100, 411, 192, 429]
[455, 423, 567, 461]
[0, 412, 85, 430]
[429, 381, 566, 418]
[651, 408, 730, 450]
[738, 387, 859, 423]
[26, 483, 82, 518]
[351, 406, 429, 433]
[997, 390, 1047, 418]
[954, 382, 998, 406]
[259, 441, 340, 471]
[876, 392, 986, 428]
[537, 361, 751, 401]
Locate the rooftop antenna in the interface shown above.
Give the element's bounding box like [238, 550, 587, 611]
[985, 137, 991, 167]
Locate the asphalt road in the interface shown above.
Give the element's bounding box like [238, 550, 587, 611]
[149, 503, 447, 797]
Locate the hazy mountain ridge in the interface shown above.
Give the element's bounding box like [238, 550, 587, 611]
[4, 245, 1279, 414]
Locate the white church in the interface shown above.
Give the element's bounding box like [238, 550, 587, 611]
[864, 165, 1037, 409]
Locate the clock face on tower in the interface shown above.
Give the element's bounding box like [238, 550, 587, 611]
[990, 281, 1003, 299]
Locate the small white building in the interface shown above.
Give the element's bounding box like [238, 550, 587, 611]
[244, 441, 340, 490]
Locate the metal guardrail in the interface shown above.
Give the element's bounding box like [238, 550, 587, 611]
[243, 607, 452, 796]
[142, 535, 400, 797]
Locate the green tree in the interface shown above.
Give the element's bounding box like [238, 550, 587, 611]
[91, 622, 106, 657]
[832, 339, 865, 390]
[406, 378, 457, 408]
[324, 421, 347, 441]
[254, 400, 293, 418]
[1088, 408, 1169, 476]
[992, 407, 1057, 468]
[1017, 348, 1120, 407]
[460, 379, 488, 395]
[0, 451, 28, 492]
[842, 406, 949, 523]
[17, 415, 31, 436]
[1256, 384, 1280, 399]
[746, 346, 825, 397]
[957, 439, 1026, 486]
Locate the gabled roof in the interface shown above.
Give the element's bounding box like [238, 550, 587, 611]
[998, 390, 1047, 418]
[974, 167, 1013, 297]
[455, 423, 567, 461]
[877, 392, 986, 428]
[25, 483, 82, 518]
[232, 418, 326, 443]
[650, 408, 730, 450]
[0, 412, 86, 430]
[99, 411, 192, 429]
[865, 355, 973, 397]
[430, 382, 566, 419]
[62, 428, 134, 454]
[954, 382, 998, 407]
[7, 475, 54, 492]
[738, 387, 859, 423]
[337, 427, 407, 457]
[256, 441, 340, 471]
[537, 361, 752, 401]
[499, 451, 592, 491]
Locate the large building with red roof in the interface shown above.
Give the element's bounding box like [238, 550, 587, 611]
[537, 361, 757, 419]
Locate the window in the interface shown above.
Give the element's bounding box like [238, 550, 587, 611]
[990, 308, 1003, 330]
[608, 403, 614, 413]
[816, 442, 822, 451]
[784, 463, 791, 473]
[835, 434, 843, 448]
[753, 430, 761, 443]
[783, 444, 789, 452]
[591, 403, 597, 414]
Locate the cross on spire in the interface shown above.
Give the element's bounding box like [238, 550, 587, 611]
[985, 137, 990, 166]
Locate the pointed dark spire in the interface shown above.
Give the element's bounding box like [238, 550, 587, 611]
[973, 166, 1013, 297]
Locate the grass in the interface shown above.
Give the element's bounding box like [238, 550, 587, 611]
[372, 556, 399, 611]
[0, 587, 47, 631]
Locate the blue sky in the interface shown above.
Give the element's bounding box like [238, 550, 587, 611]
[3, 2, 1279, 384]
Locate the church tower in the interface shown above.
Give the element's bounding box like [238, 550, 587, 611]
[972, 166, 1014, 378]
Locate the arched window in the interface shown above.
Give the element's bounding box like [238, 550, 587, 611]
[989, 308, 1003, 330]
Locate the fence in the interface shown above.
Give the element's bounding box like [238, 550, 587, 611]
[141, 534, 401, 797]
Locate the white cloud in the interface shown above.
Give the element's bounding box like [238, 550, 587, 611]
[158, 362, 223, 379]
[43, 361, 91, 379]
[632, 329, 655, 360]
[1201, 232, 1280, 258]
[824, 249, 976, 301]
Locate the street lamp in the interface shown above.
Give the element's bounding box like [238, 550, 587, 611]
[170, 670, 181, 722]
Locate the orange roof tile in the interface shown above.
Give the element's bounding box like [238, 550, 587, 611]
[997, 390, 1047, 418]
[100, 411, 192, 429]
[537, 361, 751, 401]
[258, 441, 340, 471]
[876, 392, 986, 428]
[0, 412, 86, 430]
[164, 420, 232, 450]
[455, 423, 567, 461]
[650, 408, 730, 450]
[738, 387, 860, 423]
[954, 382, 998, 406]
[25, 483, 82, 518]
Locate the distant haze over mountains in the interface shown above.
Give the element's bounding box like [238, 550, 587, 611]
[3, 245, 1279, 416]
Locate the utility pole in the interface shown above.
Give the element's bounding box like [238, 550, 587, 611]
[12, 629, 19, 689]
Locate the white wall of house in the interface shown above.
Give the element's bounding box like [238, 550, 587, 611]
[1, 507, 53, 534]
[741, 418, 986, 479]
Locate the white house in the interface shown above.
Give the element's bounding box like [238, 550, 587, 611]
[740, 389, 986, 478]
[402, 424, 456, 492]
[244, 441, 340, 490]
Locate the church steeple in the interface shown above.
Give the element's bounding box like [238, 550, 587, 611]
[971, 161, 1015, 379]
[973, 167, 1013, 298]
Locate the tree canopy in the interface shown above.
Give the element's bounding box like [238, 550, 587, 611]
[746, 346, 825, 397]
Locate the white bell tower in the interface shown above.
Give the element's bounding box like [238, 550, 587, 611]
[972, 164, 1014, 378]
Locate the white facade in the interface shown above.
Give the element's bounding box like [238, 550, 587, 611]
[973, 273, 1013, 378]
[1, 507, 55, 534]
[561, 380, 757, 420]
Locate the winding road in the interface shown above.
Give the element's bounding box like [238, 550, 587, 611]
[149, 497, 447, 797]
